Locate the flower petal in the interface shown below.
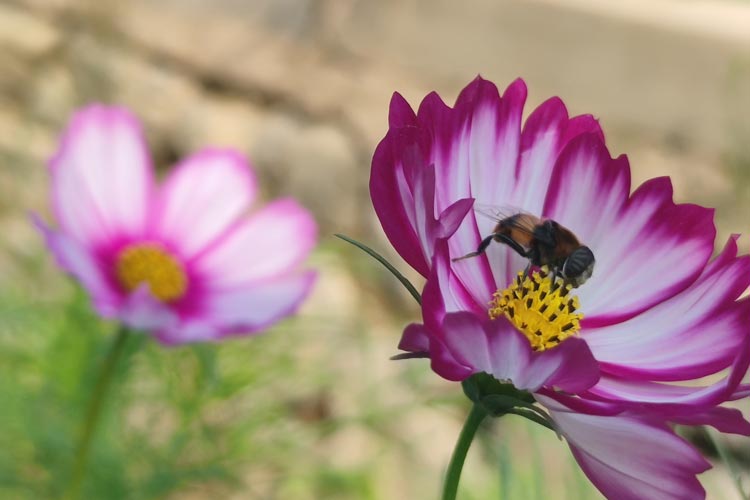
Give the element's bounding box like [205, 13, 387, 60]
[437, 198, 475, 240]
[433, 79, 526, 295]
[154, 149, 257, 257]
[398, 323, 430, 353]
[422, 240, 486, 329]
[371, 131, 474, 278]
[489, 98, 604, 291]
[438, 312, 599, 392]
[372, 78, 528, 283]
[370, 126, 433, 276]
[372, 79, 611, 296]
[542, 134, 630, 249]
[535, 389, 625, 416]
[193, 198, 316, 288]
[443, 77, 526, 215]
[584, 236, 750, 380]
[34, 216, 121, 316]
[426, 335, 475, 382]
[401, 241, 485, 381]
[541, 395, 711, 500]
[582, 330, 750, 414]
[388, 91, 418, 128]
[38, 222, 179, 333]
[49, 105, 154, 247]
[671, 407, 750, 436]
[543, 134, 716, 325]
[412, 163, 453, 266]
[734, 385, 750, 400]
[514, 96, 603, 215]
[157, 271, 316, 344]
[408, 240, 493, 381]
[211, 272, 316, 331]
[120, 286, 178, 332]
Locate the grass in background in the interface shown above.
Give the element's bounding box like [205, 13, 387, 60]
[0, 276, 392, 499]
[0, 238, 608, 500]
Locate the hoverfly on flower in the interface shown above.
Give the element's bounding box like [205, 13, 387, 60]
[454, 208, 596, 288]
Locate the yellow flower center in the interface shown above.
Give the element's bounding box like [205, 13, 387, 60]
[115, 243, 187, 302]
[488, 268, 583, 351]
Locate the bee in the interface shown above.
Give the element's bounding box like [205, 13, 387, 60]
[453, 211, 595, 288]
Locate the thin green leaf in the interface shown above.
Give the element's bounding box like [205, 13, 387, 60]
[507, 400, 561, 439]
[505, 408, 557, 433]
[335, 233, 421, 305]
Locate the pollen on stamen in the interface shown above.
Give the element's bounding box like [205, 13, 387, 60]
[115, 243, 188, 303]
[488, 267, 583, 351]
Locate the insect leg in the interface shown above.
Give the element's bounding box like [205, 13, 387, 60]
[494, 234, 534, 279]
[549, 267, 559, 284]
[452, 234, 496, 261]
[522, 262, 531, 279]
[494, 234, 529, 258]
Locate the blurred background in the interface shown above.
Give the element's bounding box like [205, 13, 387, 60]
[1, 0, 749, 498]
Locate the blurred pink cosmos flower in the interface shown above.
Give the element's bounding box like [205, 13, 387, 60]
[371, 77, 750, 499]
[38, 105, 317, 345]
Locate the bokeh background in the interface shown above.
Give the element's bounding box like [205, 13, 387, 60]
[1, 0, 749, 498]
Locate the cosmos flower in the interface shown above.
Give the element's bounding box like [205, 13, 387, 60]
[371, 77, 750, 499]
[37, 105, 317, 344]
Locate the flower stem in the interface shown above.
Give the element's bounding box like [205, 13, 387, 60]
[442, 403, 488, 500]
[65, 325, 132, 500]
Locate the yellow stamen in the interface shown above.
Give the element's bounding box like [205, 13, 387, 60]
[115, 243, 187, 302]
[488, 268, 582, 351]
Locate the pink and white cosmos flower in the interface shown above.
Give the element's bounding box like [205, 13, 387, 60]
[371, 77, 750, 500]
[38, 105, 317, 345]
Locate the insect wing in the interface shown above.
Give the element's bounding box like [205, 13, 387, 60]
[472, 202, 518, 221]
[472, 203, 534, 225]
[472, 202, 509, 222]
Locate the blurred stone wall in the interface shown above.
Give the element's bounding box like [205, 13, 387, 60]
[2, 0, 750, 258]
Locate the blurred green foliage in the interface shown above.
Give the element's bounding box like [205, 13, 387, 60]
[0, 284, 379, 499]
[2, 238, 740, 500]
[0, 246, 605, 499]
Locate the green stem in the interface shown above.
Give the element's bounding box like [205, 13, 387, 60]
[64, 326, 132, 500]
[442, 404, 488, 500]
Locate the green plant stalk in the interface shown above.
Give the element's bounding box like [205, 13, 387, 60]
[442, 404, 488, 500]
[64, 325, 132, 500]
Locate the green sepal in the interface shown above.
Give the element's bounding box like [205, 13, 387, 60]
[461, 372, 559, 435]
[506, 408, 559, 437]
[461, 372, 535, 407]
[481, 394, 534, 415]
